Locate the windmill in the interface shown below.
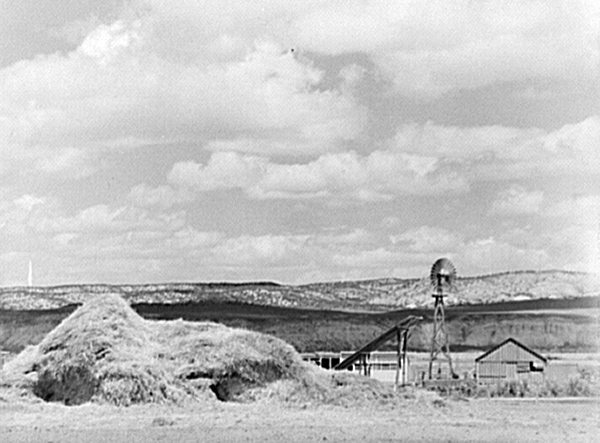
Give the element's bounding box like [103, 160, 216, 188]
[428, 258, 457, 380]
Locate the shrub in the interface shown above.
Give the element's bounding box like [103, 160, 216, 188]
[474, 371, 600, 398]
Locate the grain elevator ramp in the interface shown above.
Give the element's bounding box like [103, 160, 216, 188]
[333, 315, 421, 388]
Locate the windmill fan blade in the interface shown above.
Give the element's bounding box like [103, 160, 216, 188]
[430, 258, 456, 289]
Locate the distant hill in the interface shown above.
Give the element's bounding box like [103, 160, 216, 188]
[1, 270, 599, 312]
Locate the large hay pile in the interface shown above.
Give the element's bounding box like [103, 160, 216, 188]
[0, 294, 403, 407]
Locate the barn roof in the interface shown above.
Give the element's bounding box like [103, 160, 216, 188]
[475, 338, 547, 363]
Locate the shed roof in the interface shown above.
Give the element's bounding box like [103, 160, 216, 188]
[475, 338, 547, 363]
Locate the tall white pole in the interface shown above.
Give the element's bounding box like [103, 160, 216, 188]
[28, 261, 33, 287]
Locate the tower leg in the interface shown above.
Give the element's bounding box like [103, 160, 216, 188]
[402, 329, 408, 386]
[428, 296, 455, 380]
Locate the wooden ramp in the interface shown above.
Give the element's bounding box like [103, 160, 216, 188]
[333, 316, 422, 372]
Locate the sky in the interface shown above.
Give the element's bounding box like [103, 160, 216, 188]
[0, 0, 599, 286]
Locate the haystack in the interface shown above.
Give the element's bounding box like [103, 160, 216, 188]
[1, 294, 404, 407]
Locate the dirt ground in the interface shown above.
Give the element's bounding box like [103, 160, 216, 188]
[1, 395, 598, 443]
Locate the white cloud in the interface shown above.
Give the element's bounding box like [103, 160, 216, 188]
[0, 16, 365, 176]
[393, 116, 600, 180]
[544, 195, 600, 227]
[292, 0, 599, 96]
[0, 144, 97, 180]
[135, 0, 598, 96]
[168, 150, 468, 200]
[78, 20, 144, 64]
[168, 152, 267, 192]
[490, 186, 544, 215]
[128, 183, 194, 209]
[331, 247, 409, 269]
[13, 195, 45, 212]
[540, 225, 600, 274]
[33, 147, 96, 178]
[391, 226, 462, 252]
[167, 228, 224, 251]
[460, 237, 550, 275]
[33, 204, 186, 235]
[164, 114, 598, 203]
[312, 228, 374, 246]
[211, 234, 308, 265]
[0, 0, 596, 284]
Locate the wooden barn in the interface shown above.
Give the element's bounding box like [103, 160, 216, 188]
[475, 338, 547, 385]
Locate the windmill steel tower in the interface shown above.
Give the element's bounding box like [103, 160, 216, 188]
[428, 258, 456, 380]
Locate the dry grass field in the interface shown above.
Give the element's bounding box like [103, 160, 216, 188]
[0, 393, 598, 442]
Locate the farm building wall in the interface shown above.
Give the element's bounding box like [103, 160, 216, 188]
[476, 339, 546, 385]
[302, 351, 403, 383]
[341, 351, 401, 383]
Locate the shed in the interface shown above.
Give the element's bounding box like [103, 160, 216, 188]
[475, 338, 547, 385]
[300, 352, 340, 370]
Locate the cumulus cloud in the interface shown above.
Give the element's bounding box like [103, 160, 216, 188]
[490, 186, 544, 215]
[393, 116, 600, 180]
[291, 0, 599, 96]
[0, 143, 98, 180]
[78, 19, 144, 64]
[168, 152, 267, 192]
[167, 150, 468, 201]
[211, 234, 308, 265]
[0, 13, 365, 176]
[166, 227, 224, 251]
[33, 204, 186, 235]
[544, 195, 600, 224]
[390, 226, 463, 252]
[1, 0, 596, 284]
[33, 147, 97, 178]
[0, 187, 590, 282]
[547, 226, 600, 274]
[460, 237, 550, 275]
[13, 195, 45, 212]
[128, 183, 194, 209]
[132, 0, 599, 96]
[312, 228, 374, 246]
[158, 115, 599, 204]
[1, 0, 595, 182]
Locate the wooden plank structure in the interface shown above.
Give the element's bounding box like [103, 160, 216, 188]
[475, 338, 547, 385]
[333, 316, 422, 389]
[300, 352, 340, 370]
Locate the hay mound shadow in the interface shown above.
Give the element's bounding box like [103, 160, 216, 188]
[1, 294, 404, 407]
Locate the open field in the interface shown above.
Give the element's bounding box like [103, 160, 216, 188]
[0, 395, 598, 443]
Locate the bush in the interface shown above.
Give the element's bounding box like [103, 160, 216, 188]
[486, 380, 528, 398]
[475, 371, 600, 398]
